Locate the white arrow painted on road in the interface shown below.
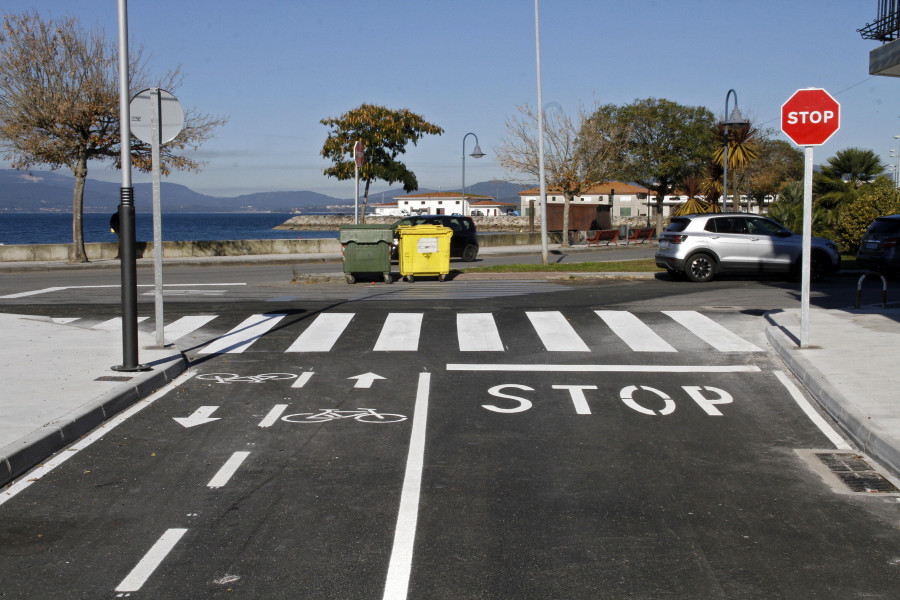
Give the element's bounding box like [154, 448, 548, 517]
[173, 406, 221, 428]
[348, 372, 386, 389]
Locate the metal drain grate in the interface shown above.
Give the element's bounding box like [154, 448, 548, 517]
[816, 452, 900, 493]
[95, 375, 134, 382]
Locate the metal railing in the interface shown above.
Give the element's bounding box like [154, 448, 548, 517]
[859, 0, 900, 41]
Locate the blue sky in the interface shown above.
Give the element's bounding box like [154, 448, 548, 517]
[2, 1, 897, 198]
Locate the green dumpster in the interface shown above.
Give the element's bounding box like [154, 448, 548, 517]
[339, 224, 394, 284]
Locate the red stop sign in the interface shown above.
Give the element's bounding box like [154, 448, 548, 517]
[781, 88, 840, 146]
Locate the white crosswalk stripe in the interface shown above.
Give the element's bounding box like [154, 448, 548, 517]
[51, 309, 763, 355]
[594, 310, 677, 352]
[526, 311, 591, 352]
[662, 310, 762, 352]
[286, 313, 354, 352]
[198, 313, 286, 354]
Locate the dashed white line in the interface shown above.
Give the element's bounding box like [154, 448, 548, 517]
[259, 404, 289, 428]
[115, 528, 188, 593]
[207, 451, 251, 488]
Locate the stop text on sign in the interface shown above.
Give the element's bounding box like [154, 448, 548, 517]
[784, 110, 835, 125]
[483, 383, 734, 416]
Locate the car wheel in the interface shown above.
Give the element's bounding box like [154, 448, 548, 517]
[811, 252, 828, 282]
[461, 243, 478, 262]
[685, 253, 716, 282]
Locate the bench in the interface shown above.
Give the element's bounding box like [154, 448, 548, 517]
[627, 228, 655, 244]
[586, 229, 619, 246]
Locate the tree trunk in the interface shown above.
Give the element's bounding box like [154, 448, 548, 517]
[70, 155, 89, 263]
[361, 179, 371, 225]
[561, 195, 571, 248]
[655, 195, 665, 237]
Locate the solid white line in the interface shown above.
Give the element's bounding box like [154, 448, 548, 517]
[382, 372, 430, 600]
[199, 313, 286, 354]
[291, 372, 314, 388]
[207, 451, 251, 488]
[259, 404, 289, 428]
[526, 311, 591, 352]
[0, 371, 196, 507]
[0, 287, 67, 299]
[0, 283, 246, 299]
[594, 310, 677, 352]
[374, 313, 423, 352]
[161, 315, 218, 342]
[286, 313, 355, 352]
[457, 313, 504, 351]
[115, 528, 188, 592]
[774, 370, 850, 449]
[663, 311, 762, 352]
[446, 363, 762, 373]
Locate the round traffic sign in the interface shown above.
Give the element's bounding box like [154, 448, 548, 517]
[129, 88, 184, 145]
[781, 88, 840, 146]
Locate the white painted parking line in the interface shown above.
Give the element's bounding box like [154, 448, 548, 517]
[161, 315, 218, 342]
[526, 311, 591, 352]
[115, 528, 188, 593]
[447, 363, 762, 373]
[199, 313, 286, 354]
[663, 311, 762, 352]
[595, 310, 677, 352]
[774, 371, 851, 449]
[383, 372, 430, 600]
[457, 313, 504, 351]
[207, 451, 251, 488]
[286, 313, 355, 352]
[374, 313, 423, 352]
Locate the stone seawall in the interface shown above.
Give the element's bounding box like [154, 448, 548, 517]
[275, 215, 535, 231]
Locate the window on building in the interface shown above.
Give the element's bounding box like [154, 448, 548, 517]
[620, 207, 632, 217]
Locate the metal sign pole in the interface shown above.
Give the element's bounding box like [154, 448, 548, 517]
[151, 88, 165, 348]
[800, 146, 814, 347]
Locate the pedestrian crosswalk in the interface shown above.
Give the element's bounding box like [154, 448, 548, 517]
[51, 310, 764, 356]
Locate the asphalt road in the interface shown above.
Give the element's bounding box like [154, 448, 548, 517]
[1, 264, 899, 598]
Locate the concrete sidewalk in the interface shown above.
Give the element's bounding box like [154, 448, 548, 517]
[1, 254, 899, 488]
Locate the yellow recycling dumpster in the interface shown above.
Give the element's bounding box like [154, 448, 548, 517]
[397, 224, 453, 282]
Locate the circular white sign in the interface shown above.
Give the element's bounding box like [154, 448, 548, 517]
[129, 88, 184, 145]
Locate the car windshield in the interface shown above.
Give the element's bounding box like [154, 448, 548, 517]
[870, 218, 900, 235]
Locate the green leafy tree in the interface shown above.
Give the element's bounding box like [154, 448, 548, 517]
[745, 136, 803, 213]
[813, 147, 885, 227]
[0, 11, 225, 262]
[496, 103, 627, 247]
[320, 104, 443, 223]
[768, 180, 830, 237]
[833, 179, 900, 253]
[603, 98, 716, 233]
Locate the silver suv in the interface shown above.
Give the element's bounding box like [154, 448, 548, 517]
[655, 213, 841, 282]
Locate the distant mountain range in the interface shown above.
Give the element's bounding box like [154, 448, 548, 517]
[0, 169, 530, 213]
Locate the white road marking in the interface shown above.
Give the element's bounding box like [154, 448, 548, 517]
[595, 310, 677, 352]
[291, 371, 314, 388]
[526, 311, 591, 352]
[259, 404, 289, 427]
[286, 313, 354, 352]
[774, 370, 851, 449]
[383, 372, 430, 600]
[161, 315, 218, 342]
[663, 311, 762, 352]
[199, 313, 286, 354]
[0, 283, 245, 299]
[0, 371, 196, 507]
[457, 313, 504, 351]
[51, 317, 80, 324]
[0, 286, 67, 299]
[173, 406, 221, 428]
[374, 313, 423, 352]
[207, 451, 251, 488]
[93, 316, 150, 330]
[447, 364, 762, 373]
[115, 528, 188, 593]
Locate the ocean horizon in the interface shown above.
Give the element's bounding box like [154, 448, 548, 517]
[0, 212, 339, 246]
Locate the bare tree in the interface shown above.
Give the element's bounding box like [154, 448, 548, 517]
[495, 103, 626, 247]
[0, 11, 226, 261]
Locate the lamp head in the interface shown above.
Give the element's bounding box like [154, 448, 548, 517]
[724, 105, 749, 128]
[470, 144, 485, 159]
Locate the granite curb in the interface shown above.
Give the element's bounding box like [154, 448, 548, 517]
[0, 350, 187, 488]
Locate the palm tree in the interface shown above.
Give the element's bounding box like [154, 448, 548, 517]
[713, 123, 760, 211]
[813, 148, 885, 225]
[673, 173, 716, 216]
[768, 180, 829, 236]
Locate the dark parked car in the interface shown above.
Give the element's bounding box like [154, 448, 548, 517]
[856, 214, 900, 276]
[391, 215, 480, 262]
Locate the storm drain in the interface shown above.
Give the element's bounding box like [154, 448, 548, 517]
[816, 452, 900, 494]
[95, 375, 134, 382]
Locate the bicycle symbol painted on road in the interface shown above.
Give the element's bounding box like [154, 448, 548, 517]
[281, 408, 407, 424]
[196, 373, 297, 384]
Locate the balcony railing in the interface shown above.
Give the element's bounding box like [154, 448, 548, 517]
[859, 0, 900, 41]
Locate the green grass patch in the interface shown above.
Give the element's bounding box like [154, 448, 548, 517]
[461, 259, 661, 273]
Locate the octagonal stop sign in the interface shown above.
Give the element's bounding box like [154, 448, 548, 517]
[781, 88, 840, 146]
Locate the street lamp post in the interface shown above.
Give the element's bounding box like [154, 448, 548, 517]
[723, 89, 749, 212]
[462, 132, 485, 216]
